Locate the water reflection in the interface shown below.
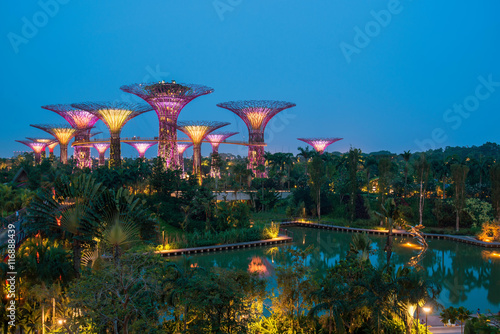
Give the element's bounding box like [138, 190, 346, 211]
[171, 227, 500, 311]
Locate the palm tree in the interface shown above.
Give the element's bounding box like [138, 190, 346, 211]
[308, 278, 346, 334]
[349, 233, 374, 262]
[297, 146, 316, 175]
[26, 174, 104, 276]
[457, 306, 471, 334]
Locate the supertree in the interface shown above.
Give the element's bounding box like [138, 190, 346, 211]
[123, 141, 157, 159]
[205, 131, 238, 178]
[176, 121, 229, 184]
[120, 80, 214, 169]
[93, 143, 110, 166]
[72, 102, 152, 167]
[15, 140, 48, 165]
[177, 142, 193, 176]
[297, 138, 343, 155]
[217, 100, 296, 177]
[26, 138, 58, 160]
[42, 104, 100, 169]
[30, 124, 77, 164]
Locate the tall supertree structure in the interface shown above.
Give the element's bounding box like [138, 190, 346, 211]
[30, 124, 77, 164]
[72, 102, 152, 167]
[205, 132, 238, 178]
[26, 138, 58, 160]
[15, 140, 48, 165]
[297, 138, 343, 155]
[93, 143, 110, 166]
[217, 100, 296, 177]
[176, 121, 229, 184]
[177, 142, 193, 176]
[42, 104, 100, 169]
[120, 81, 214, 169]
[123, 141, 157, 159]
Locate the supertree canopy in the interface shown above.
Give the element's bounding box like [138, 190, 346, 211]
[297, 138, 343, 155]
[16, 140, 48, 165]
[30, 124, 77, 164]
[120, 80, 214, 169]
[42, 104, 100, 168]
[123, 141, 157, 159]
[93, 143, 110, 166]
[176, 121, 229, 184]
[217, 100, 296, 177]
[72, 102, 152, 168]
[205, 131, 238, 178]
[177, 142, 193, 176]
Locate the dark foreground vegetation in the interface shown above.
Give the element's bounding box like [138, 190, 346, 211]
[1, 142, 500, 332]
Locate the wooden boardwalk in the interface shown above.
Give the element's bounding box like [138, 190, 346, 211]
[156, 236, 292, 257]
[282, 221, 500, 248]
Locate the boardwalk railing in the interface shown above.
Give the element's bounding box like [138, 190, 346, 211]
[279, 227, 294, 239]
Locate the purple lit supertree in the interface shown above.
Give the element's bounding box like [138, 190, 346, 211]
[72, 102, 152, 167]
[205, 132, 238, 178]
[123, 141, 157, 159]
[30, 124, 78, 164]
[217, 100, 296, 177]
[26, 138, 58, 160]
[42, 104, 100, 169]
[177, 142, 193, 176]
[93, 143, 110, 166]
[176, 121, 230, 184]
[120, 81, 214, 169]
[16, 140, 48, 165]
[297, 138, 343, 155]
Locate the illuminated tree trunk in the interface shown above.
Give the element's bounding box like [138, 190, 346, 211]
[60, 144, 68, 164]
[193, 144, 202, 185]
[98, 152, 106, 166]
[34, 153, 41, 165]
[109, 132, 121, 168]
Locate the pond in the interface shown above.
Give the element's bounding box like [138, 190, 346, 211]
[171, 226, 500, 313]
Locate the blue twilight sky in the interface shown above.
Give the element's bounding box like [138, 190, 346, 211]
[1, 1, 500, 159]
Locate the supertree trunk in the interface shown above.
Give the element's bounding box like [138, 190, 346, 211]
[178, 153, 185, 174]
[75, 133, 92, 168]
[34, 153, 41, 165]
[158, 120, 179, 169]
[193, 144, 202, 185]
[60, 144, 68, 164]
[98, 152, 106, 166]
[109, 132, 121, 168]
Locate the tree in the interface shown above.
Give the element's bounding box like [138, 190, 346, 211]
[490, 164, 500, 221]
[457, 306, 471, 334]
[414, 153, 430, 225]
[400, 150, 412, 198]
[308, 155, 327, 220]
[347, 148, 361, 222]
[451, 164, 469, 231]
[378, 157, 393, 212]
[68, 253, 165, 334]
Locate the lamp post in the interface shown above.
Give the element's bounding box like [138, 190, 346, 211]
[423, 306, 431, 334]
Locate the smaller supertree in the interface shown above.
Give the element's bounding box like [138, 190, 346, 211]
[297, 138, 343, 155]
[177, 142, 193, 176]
[42, 104, 100, 169]
[26, 138, 58, 159]
[30, 124, 78, 164]
[72, 102, 152, 167]
[123, 141, 157, 159]
[205, 132, 238, 178]
[217, 100, 296, 177]
[176, 121, 230, 184]
[16, 140, 48, 165]
[93, 143, 110, 166]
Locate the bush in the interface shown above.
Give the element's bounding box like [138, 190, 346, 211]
[477, 221, 500, 242]
[465, 198, 493, 227]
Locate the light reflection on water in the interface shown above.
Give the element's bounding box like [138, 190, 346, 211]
[171, 227, 500, 312]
